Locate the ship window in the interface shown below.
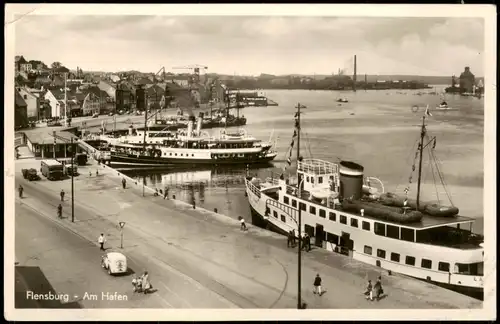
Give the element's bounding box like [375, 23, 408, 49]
[329, 212, 336, 221]
[400, 227, 415, 242]
[175, 153, 177, 156]
[181, 154, 183, 156]
[299, 202, 306, 211]
[340, 215, 347, 224]
[326, 232, 339, 244]
[454, 262, 483, 275]
[306, 176, 309, 182]
[350, 218, 358, 228]
[319, 209, 326, 218]
[309, 206, 316, 215]
[192, 154, 194, 157]
[386, 225, 400, 240]
[377, 249, 386, 259]
[284, 196, 289, 205]
[438, 262, 450, 272]
[292, 199, 297, 208]
[318, 176, 323, 184]
[390, 253, 400, 262]
[362, 221, 370, 231]
[281, 215, 286, 223]
[374, 222, 386, 236]
[311, 177, 314, 184]
[169, 153, 172, 156]
[421, 259, 432, 269]
[364, 245, 372, 255]
[405, 256, 416, 266]
[273, 211, 278, 218]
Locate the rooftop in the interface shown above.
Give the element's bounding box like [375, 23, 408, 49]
[24, 128, 79, 145]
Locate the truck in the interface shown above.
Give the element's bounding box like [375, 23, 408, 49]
[21, 168, 40, 181]
[40, 160, 64, 181]
[57, 158, 79, 176]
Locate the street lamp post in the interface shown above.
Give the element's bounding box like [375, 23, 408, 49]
[71, 137, 75, 222]
[297, 177, 304, 309]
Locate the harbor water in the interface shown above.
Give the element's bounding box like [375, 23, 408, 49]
[123, 87, 485, 234]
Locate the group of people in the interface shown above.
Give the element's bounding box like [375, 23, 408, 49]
[287, 230, 312, 252]
[365, 276, 384, 301]
[132, 271, 153, 294]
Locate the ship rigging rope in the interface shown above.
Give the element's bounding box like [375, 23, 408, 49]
[394, 138, 419, 194]
[424, 133, 454, 206]
[302, 124, 314, 160]
[429, 146, 454, 206]
[428, 145, 441, 205]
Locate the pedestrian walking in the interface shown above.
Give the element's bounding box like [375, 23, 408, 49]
[239, 216, 247, 231]
[291, 229, 296, 246]
[98, 233, 106, 251]
[305, 233, 311, 252]
[96, 169, 99, 176]
[122, 178, 126, 189]
[374, 276, 384, 300]
[287, 231, 293, 248]
[365, 280, 374, 301]
[57, 204, 63, 218]
[89, 170, 92, 177]
[313, 274, 323, 296]
[163, 186, 169, 200]
[60, 189, 65, 202]
[18, 185, 24, 199]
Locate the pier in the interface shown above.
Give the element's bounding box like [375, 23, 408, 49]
[14, 155, 482, 310]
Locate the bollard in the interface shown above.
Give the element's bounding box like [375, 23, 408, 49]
[214, 208, 218, 213]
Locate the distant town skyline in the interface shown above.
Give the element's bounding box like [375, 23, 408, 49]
[14, 11, 485, 77]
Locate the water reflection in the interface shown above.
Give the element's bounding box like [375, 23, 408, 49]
[124, 165, 278, 220]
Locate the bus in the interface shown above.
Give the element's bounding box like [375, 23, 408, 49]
[40, 160, 64, 180]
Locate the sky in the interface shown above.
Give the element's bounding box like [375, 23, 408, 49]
[14, 14, 485, 76]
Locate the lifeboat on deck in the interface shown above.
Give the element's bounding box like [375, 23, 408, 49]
[341, 199, 423, 224]
[379, 192, 459, 217]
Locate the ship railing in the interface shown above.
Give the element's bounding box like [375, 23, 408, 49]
[245, 179, 261, 199]
[264, 177, 280, 186]
[298, 159, 339, 175]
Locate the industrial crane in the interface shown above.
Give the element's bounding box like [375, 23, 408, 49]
[171, 64, 208, 86]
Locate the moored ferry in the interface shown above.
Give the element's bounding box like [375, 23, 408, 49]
[101, 117, 277, 167]
[245, 103, 484, 295]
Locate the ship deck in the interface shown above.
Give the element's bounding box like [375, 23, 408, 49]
[284, 186, 477, 230]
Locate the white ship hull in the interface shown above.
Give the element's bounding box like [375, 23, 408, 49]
[245, 177, 484, 293]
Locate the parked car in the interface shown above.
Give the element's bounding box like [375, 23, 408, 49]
[21, 168, 40, 181]
[101, 252, 128, 275]
[92, 113, 99, 118]
[109, 112, 114, 116]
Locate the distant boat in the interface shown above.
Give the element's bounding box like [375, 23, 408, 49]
[435, 99, 457, 111]
[336, 98, 348, 103]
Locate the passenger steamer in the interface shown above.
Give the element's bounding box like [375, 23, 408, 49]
[101, 116, 277, 167]
[245, 103, 484, 294]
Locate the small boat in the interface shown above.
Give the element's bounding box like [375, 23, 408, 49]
[336, 98, 349, 103]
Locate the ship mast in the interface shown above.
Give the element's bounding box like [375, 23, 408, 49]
[416, 115, 427, 210]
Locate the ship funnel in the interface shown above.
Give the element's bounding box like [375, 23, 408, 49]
[128, 125, 134, 135]
[187, 115, 195, 137]
[196, 117, 202, 135]
[339, 161, 364, 200]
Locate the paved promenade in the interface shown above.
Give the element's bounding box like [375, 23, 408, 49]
[14, 158, 482, 309]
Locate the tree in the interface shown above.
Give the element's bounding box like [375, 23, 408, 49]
[51, 62, 62, 69]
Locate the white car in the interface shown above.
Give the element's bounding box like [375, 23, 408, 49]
[101, 252, 128, 275]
